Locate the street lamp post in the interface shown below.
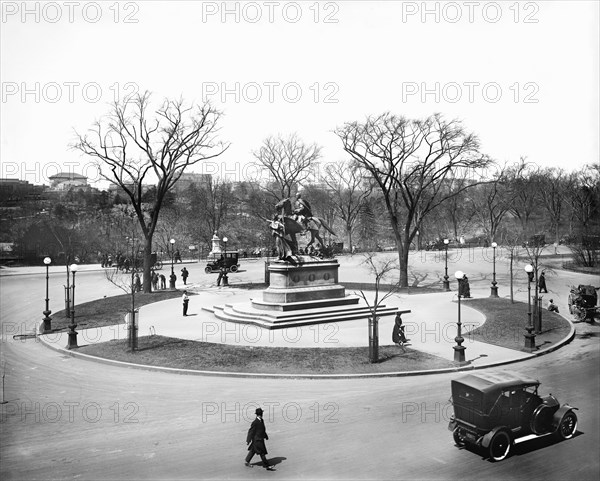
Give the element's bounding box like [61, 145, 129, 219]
[64, 261, 71, 318]
[223, 236, 228, 253]
[170, 238, 175, 273]
[443, 239, 450, 291]
[66, 263, 79, 349]
[453, 270, 467, 364]
[490, 242, 499, 298]
[41, 257, 52, 333]
[524, 264, 536, 351]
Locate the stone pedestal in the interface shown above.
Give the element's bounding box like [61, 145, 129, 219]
[205, 257, 399, 329]
[258, 257, 348, 305]
[208, 231, 222, 256]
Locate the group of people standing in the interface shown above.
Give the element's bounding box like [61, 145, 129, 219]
[130, 266, 191, 292]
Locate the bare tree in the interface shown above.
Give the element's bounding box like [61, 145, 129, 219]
[506, 158, 542, 235]
[72, 91, 228, 292]
[567, 163, 600, 235]
[251, 133, 321, 200]
[355, 253, 400, 363]
[103, 205, 142, 350]
[470, 169, 512, 243]
[537, 167, 571, 244]
[336, 113, 492, 287]
[182, 178, 234, 249]
[502, 231, 525, 303]
[322, 160, 374, 251]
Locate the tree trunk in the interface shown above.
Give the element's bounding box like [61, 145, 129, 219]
[509, 251, 514, 303]
[143, 238, 152, 293]
[399, 243, 409, 288]
[346, 223, 353, 253]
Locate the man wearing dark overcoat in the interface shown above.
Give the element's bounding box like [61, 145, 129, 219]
[245, 407, 274, 470]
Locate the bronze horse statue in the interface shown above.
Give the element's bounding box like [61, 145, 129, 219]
[274, 197, 336, 255]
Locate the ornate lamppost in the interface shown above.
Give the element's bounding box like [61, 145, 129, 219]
[443, 239, 450, 291]
[41, 257, 52, 333]
[524, 264, 536, 351]
[490, 241, 499, 298]
[66, 263, 79, 349]
[223, 236, 228, 253]
[170, 238, 176, 273]
[453, 270, 467, 364]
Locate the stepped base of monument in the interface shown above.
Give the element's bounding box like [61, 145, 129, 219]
[203, 257, 400, 329]
[203, 295, 399, 329]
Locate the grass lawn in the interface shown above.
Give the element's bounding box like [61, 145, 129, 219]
[65, 294, 572, 375]
[51, 290, 184, 331]
[464, 298, 571, 352]
[78, 336, 455, 374]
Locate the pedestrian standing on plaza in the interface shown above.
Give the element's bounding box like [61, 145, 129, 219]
[134, 273, 142, 292]
[159, 274, 166, 290]
[217, 259, 228, 287]
[245, 408, 274, 471]
[152, 271, 159, 291]
[169, 272, 177, 289]
[182, 290, 189, 316]
[539, 271, 548, 293]
[460, 275, 471, 298]
[181, 267, 189, 285]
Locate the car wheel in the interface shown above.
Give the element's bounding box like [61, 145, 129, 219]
[453, 427, 467, 447]
[489, 430, 512, 462]
[556, 411, 577, 440]
[204, 267, 212, 274]
[230, 265, 238, 272]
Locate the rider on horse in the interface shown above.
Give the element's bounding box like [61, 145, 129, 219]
[294, 193, 313, 222]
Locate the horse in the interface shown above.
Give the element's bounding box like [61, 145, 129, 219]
[274, 197, 336, 252]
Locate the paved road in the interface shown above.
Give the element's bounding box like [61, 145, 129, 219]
[1, 251, 599, 480]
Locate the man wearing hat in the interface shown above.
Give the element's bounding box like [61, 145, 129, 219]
[245, 407, 274, 470]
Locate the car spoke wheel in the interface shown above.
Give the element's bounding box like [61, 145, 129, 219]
[489, 431, 511, 461]
[453, 427, 467, 447]
[557, 411, 577, 440]
[230, 265, 238, 272]
[205, 267, 212, 274]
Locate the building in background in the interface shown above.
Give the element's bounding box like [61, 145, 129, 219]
[48, 172, 89, 190]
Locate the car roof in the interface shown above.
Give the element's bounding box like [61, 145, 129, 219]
[453, 372, 540, 394]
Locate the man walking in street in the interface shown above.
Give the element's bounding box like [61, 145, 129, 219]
[245, 407, 274, 471]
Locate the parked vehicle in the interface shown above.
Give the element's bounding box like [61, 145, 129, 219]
[568, 284, 599, 322]
[522, 234, 546, 248]
[448, 372, 578, 461]
[205, 251, 239, 274]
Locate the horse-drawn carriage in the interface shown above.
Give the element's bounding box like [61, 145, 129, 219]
[568, 284, 598, 322]
[118, 252, 163, 272]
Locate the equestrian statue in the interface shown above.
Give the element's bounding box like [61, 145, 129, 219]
[269, 193, 336, 262]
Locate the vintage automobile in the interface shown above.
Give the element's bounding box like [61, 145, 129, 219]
[568, 284, 598, 322]
[448, 372, 578, 461]
[204, 251, 239, 274]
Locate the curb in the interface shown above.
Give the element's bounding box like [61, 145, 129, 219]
[38, 320, 577, 380]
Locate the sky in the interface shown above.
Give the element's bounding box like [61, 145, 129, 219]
[1, 0, 598, 188]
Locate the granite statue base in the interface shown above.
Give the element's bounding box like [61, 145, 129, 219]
[204, 257, 399, 329]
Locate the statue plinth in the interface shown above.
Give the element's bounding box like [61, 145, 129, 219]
[205, 257, 398, 329]
[260, 257, 346, 304]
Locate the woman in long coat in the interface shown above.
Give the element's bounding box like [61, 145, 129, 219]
[392, 313, 407, 346]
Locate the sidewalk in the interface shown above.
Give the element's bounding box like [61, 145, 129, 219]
[41, 286, 550, 370]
